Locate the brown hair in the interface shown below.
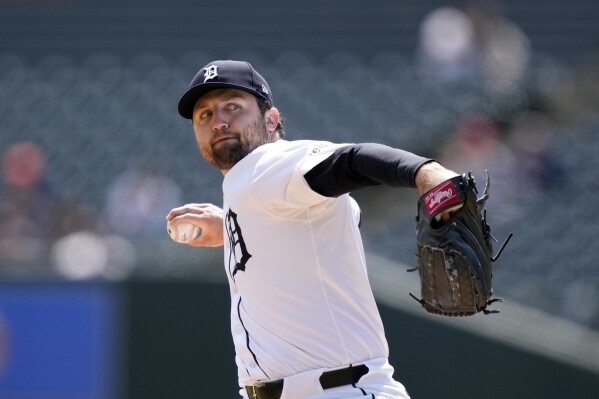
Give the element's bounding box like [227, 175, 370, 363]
[257, 97, 286, 139]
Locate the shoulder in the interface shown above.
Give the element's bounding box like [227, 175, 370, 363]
[257, 139, 344, 154]
[255, 140, 351, 166]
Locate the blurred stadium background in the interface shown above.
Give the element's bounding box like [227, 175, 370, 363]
[1, 0, 598, 398]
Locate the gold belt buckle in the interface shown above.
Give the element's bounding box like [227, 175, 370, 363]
[247, 380, 274, 399]
[246, 385, 258, 399]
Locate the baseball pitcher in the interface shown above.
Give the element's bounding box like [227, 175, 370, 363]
[166, 60, 506, 399]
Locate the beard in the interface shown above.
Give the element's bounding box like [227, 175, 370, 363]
[202, 116, 273, 172]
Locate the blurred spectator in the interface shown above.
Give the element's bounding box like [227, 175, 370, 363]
[416, 6, 480, 83]
[507, 111, 563, 193]
[417, 1, 532, 92]
[52, 198, 99, 238]
[0, 142, 60, 265]
[104, 157, 183, 239]
[546, 54, 599, 126]
[437, 113, 519, 218]
[51, 231, 136, 280]
[463, 1, 532, 92]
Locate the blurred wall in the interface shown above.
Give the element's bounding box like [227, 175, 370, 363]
[124, 279, 599, 399]
[2, 279, 596, 399]
[0, 282, 124, 399]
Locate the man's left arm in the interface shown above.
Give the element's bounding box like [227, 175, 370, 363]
[303, 143, 457, 197]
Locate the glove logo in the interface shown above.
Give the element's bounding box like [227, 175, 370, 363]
[424, 180, 460, 216]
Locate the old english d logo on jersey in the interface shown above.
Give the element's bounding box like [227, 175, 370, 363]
[225, 208, 252, 279]
[423, 180, 460, 216]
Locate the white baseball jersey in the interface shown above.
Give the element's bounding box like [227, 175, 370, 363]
[221, 139, 390, 388]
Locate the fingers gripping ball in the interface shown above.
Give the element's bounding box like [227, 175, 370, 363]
[167, 222, 202, 244]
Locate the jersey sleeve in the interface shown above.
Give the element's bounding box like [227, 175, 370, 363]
[246, 141, 350, 212]
[303, 143, 433, 197]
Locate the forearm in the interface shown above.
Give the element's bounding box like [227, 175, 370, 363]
[414, 161, 459, 196]
[304, 143, 432, 197]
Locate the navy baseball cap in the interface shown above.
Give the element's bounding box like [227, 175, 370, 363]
[178, 60, 273, 119]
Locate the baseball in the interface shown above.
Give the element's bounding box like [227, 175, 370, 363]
[167, 222, 202, 244]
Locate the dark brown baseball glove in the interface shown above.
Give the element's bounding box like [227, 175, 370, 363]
[410, 172, 512, 316]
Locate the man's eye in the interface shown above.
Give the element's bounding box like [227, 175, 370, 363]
[200, 110, 212, 119]
[227, 104, 240, 111]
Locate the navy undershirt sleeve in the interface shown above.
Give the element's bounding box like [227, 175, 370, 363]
[304, 143, 433, 197]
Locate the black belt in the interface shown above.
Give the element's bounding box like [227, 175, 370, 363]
[245, 364, 369, 399]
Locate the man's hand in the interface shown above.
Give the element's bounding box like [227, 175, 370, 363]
[415, 162, 461, 222]
[166, 203, 224, 247]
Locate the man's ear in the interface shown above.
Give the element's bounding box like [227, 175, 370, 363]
[265, 107, 279, 134]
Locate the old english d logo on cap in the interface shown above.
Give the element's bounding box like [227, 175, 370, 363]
[178, 60, 274, 119]
[204, 65, 218, 82]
